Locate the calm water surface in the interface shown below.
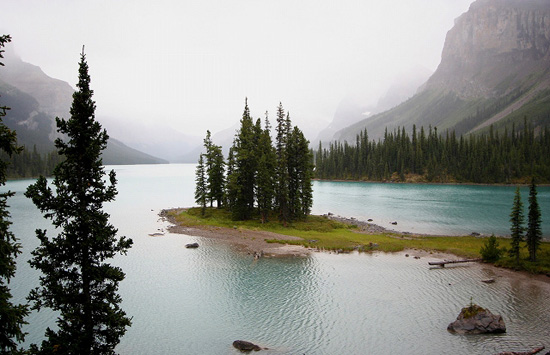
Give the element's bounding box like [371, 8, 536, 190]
[4, 164, 550, 354]
[312, 180, 550, 237]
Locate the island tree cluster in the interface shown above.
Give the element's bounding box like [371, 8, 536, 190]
[315, 121, 550, 184]
[196, 101, 313, 224]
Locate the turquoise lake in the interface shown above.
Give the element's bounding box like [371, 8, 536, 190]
[312, 180, 550, 237]
[4, 164, 550, 354]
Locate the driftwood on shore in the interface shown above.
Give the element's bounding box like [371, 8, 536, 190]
[428, 258, 482, 267]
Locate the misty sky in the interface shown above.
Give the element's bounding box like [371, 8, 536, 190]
[1, 0, 473, 140]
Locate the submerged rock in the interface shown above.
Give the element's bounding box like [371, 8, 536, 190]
[447, 304, 506, 334]
[494, 346, 545, 355]
[185, 242, 199, 249]
[232, 340, 264, 352]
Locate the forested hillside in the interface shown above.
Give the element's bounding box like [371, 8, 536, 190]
[315, 120, 550, 184]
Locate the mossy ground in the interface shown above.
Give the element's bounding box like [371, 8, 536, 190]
[170, 208, 550, 274]
[460, 304, 486, 319]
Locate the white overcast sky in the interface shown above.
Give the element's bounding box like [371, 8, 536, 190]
[1, 0, 473, 139]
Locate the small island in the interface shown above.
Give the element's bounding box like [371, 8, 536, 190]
[162, 207, 550, 275]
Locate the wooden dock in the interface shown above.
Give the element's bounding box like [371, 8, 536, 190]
[428, 258, 482, 267]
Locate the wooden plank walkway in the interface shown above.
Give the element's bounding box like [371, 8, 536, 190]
[428, 258, 482, 267]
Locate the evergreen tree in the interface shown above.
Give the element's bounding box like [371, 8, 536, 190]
[195, 154, 207, 216]
[225, 144, 238, 211]
[297, 132, 314, 218]
[480, 235, 503, 263]
[209, 145, 225, 207]
[509, 187, 525, 263]
[202, 131, 214, 207]
[255, 114, 276, 223]
[24, 49, 133, 354]
[202, 130, 225, 208]
[230, 99, 257, 220]
[526, 178, 542, 262]
[0, 33, 29, 354]
[287, 126, 313, 219]
[274, 104, 290, 224]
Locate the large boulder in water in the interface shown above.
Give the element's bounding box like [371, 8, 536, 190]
[232, 340, 263, 352]
[447, 304, 506, 334]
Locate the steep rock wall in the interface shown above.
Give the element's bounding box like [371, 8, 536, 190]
[428, 0, 550, 98]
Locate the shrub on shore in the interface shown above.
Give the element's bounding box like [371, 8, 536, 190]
[480, 235, 504, 262]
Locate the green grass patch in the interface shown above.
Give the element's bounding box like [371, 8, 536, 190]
[495, 247, 550, 274]
[171, 208, 550, 274]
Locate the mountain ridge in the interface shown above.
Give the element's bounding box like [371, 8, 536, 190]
[334, 0, 550, 143]
[0, 47, 167, 165]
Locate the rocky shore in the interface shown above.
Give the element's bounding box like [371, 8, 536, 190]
[160, 209, 408, 258]
[160, 209, 311, 257]
[323, 213, 397, 234]
[159, 209, 550, 285]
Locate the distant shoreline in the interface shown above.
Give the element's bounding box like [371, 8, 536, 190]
[313, 178, 550, 187]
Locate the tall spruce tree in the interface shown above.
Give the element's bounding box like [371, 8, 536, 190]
[202, 130, 225, 208]
[24, 49, 132, 354]
[274, 104, 290, 224]
[225, 144, 238, 211]
[0, 34, 28, 354]
[526, 178, 542, 262]
[195, 154, 207, 216]
[255, 115, 276, 223]
[229, 99, 257, 220]
[287, 126, 313, 219]
[509, 187, 525, 263]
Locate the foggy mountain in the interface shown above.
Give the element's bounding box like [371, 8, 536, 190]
[97, 117, 202, 163]
[315, 65, 432, 145]
[334, 0, 550, 143]
[0, 47, 167, 165]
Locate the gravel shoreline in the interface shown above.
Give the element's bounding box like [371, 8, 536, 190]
[322, 213, 399, 234]
[159, 208, 456, 258]
[160, 208, 311, 257]
[160, 208, 550, 284]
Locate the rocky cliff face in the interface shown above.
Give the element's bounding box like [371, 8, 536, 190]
[333, 0, 550, 142]
[428, 0, 550, 98]
[1, 46, 74, 141]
